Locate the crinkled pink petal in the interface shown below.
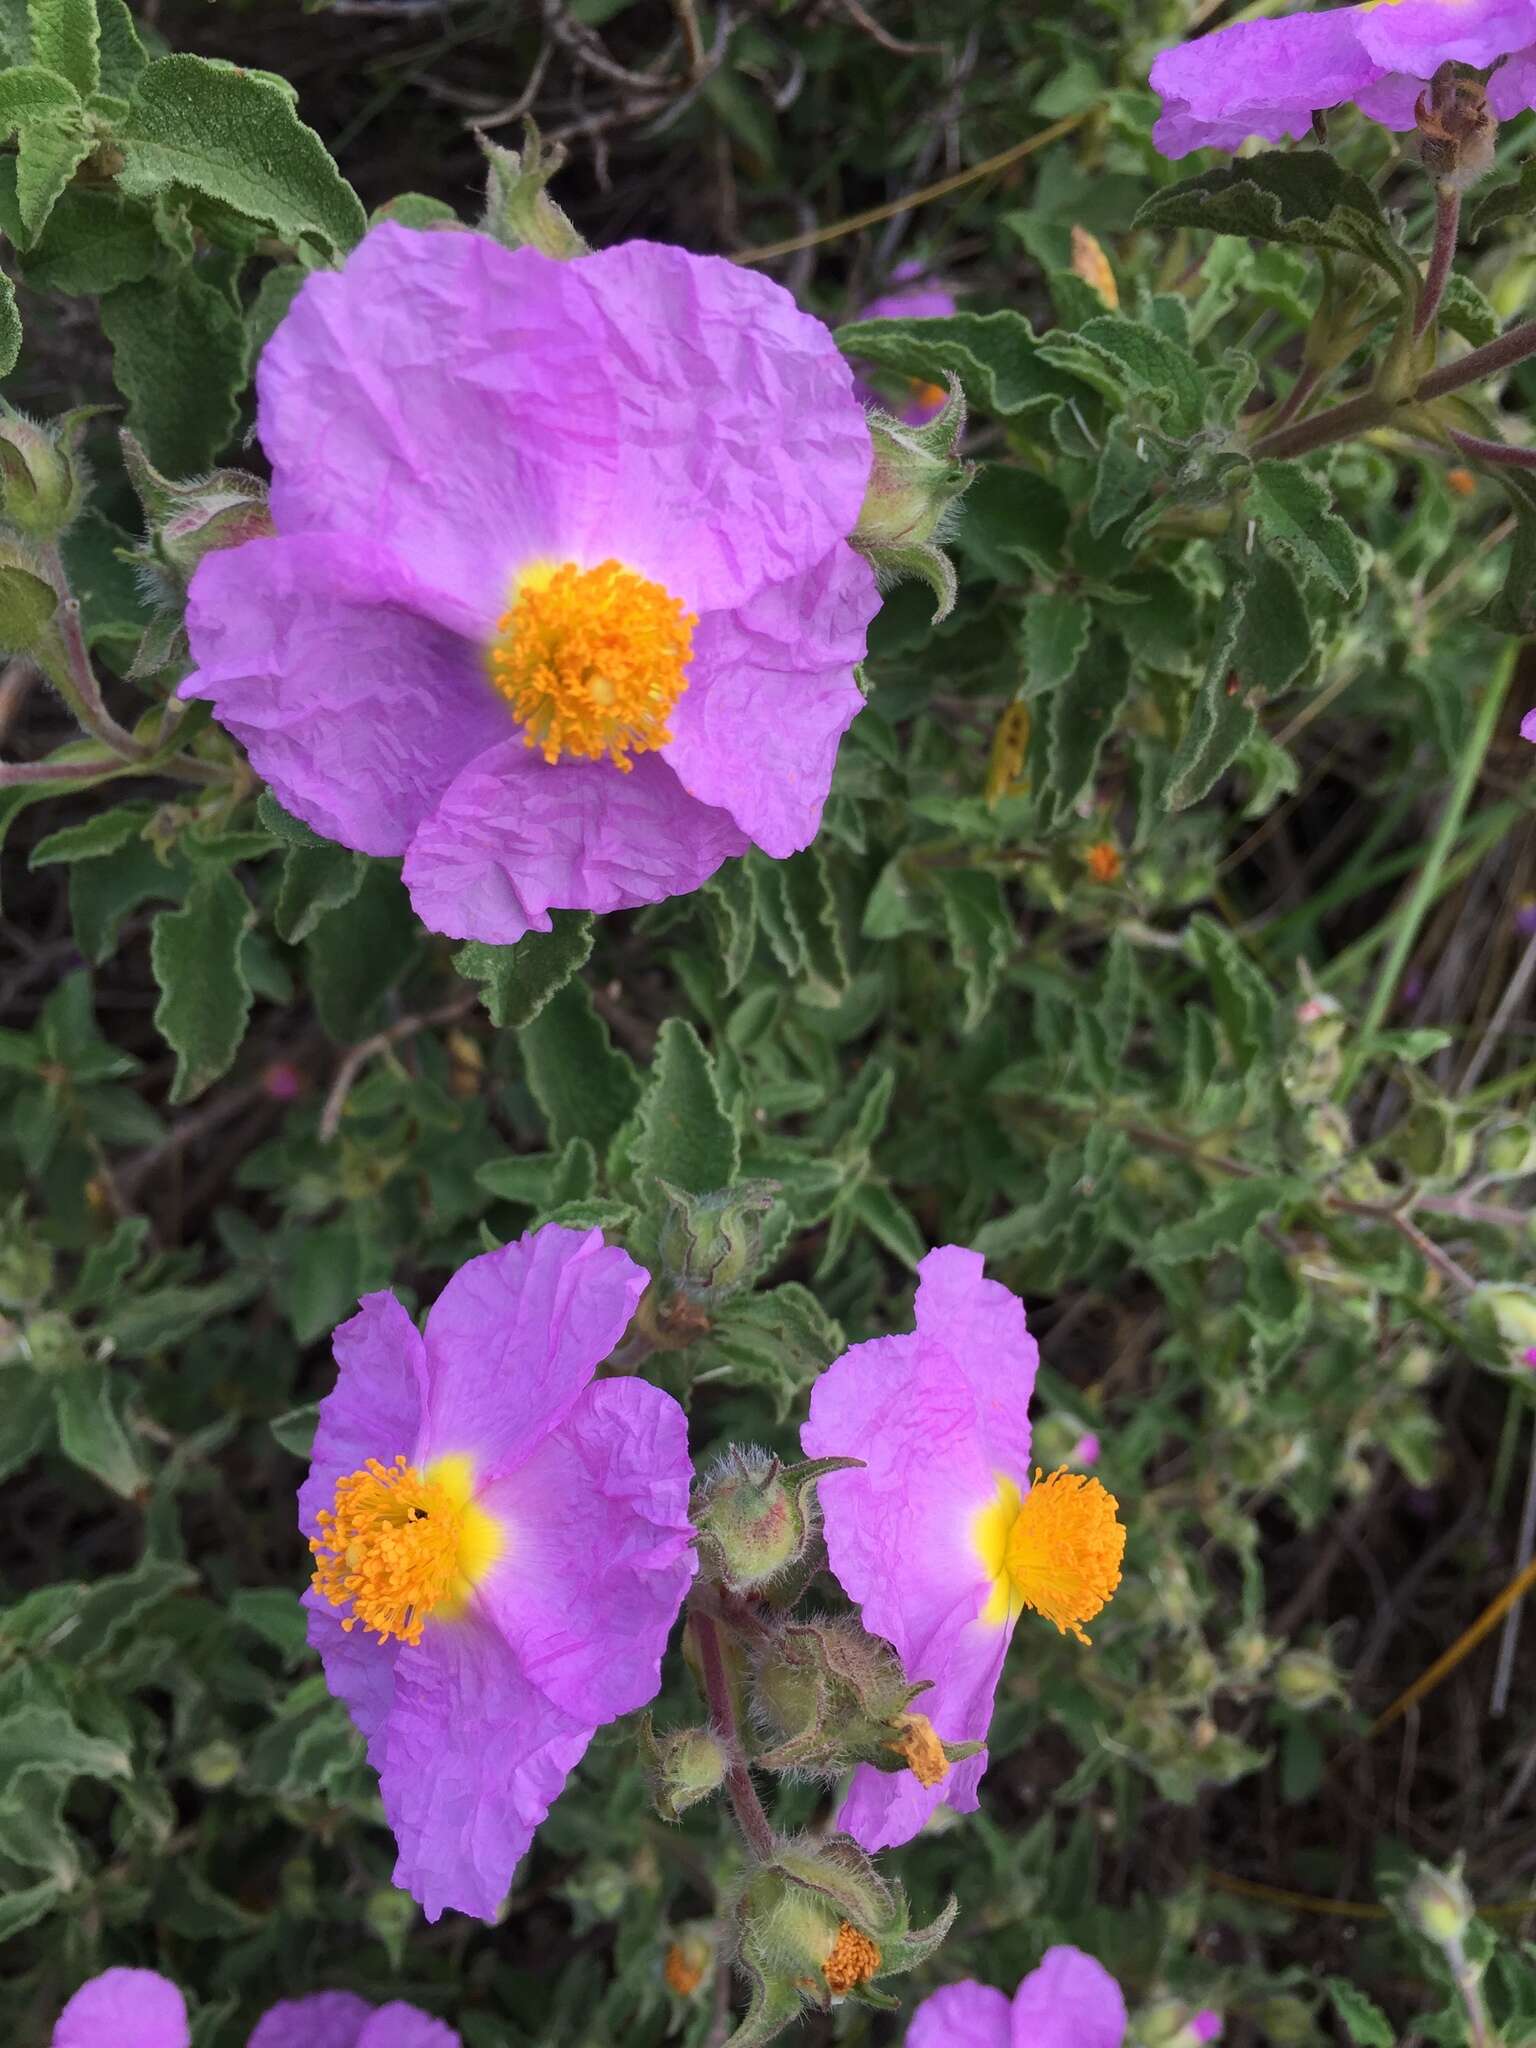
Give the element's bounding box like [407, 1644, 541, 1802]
[477, 1377, 696, 1721]
[1352, 72, 1430, 126]
[378, 1610, 592, 1921]
[258, 225, 616, 623]
[1149, 11, 1378, 156]
[182, 535, 505, 856]
[401, 740, 748, 944]
[299, 1291, 429, 1541]
[54, 1970, 188, 2048]
[802, 1248, 1039, 1850]
[905, 1981, 1012, 2048]
[304, 1595, 400, 1768]
[417, 1226, 646, 1479]
[1523, 707, 1536, 745]
[358, 2006, 462, 2048]
[1011, 1947, 1127, 2048]
[853, 283, 957, 327]
[559, 239, 872, 614]
[248, 1992, 374, 2048]
[1489, 46, 1536, 116]
[1356, 0, 1536, 71]
[663, 546, 877, 856]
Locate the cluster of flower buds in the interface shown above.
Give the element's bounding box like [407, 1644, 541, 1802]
[851, 377, 972, 622]
[731, 1833, 956, 2045]
[748, 1615, 979, 1786]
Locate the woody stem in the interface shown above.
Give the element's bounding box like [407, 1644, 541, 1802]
[691, 1604, 776, 1862]
[1414, 181, 1460, 341]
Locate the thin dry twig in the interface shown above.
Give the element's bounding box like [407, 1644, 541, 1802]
[319, 993, 478, 1141]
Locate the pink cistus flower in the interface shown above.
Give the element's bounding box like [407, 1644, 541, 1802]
[300, 1223, 696, 1920]
[1188, 2011, 1224, 2044]
[906, 1945, 1128, 2048]
[1522, 708, 1536, 748]
[801, 1246, 1126, 1851]
[183, 226, 880, 943]
[844, 262, 958, 424]
[52, 1972, 460, 2048]
[1150, 0, 1536, 158]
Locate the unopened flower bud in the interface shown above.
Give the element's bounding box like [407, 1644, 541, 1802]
[364, 1883, 417, 1967]
[1227, 1628, 1272, 1681]
[1141, 2000, 1223, 2047]
[1406, 1860, 1475, 1946]
[852, 386, 972, 623]
[0, 408, 81, 538]
[23, 1309, 85, 1375]
[750, 1615, 979, 1785]
[656, 1178, 776, 1306]
[1416, 65, 1496, 191]
[1254, 1995, 1312, 2045]
[120, 429, 272, 596]
[734, 1835, 955, 2034]
[1480, 1115, 1536, 1179]
[479, 122, 587, 259]
[1274, 1647, 1341, 1711]
[639, 1717, 727, 1821]
[692, 1448, 858, 1593]
[188, 1738, 241, 1789]
[0, 1212, 52, 1309]
[1471, 1284, 1536, 1359]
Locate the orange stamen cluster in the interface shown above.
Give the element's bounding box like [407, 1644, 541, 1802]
[1005, 1466, 1125, 1646]
[491, 558, 695, 772]
[664, 1943, 706, 1997]
[310, 1455, 467, 1646]
[1084, 839, 1123, 885]
[822, 1923, 881, 1996]
[886, 1711, 949, 1789]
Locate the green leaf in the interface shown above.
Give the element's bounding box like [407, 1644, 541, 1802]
[256, 789, 323, 846]
[1250, 458, 1364, 600]
[1165, 577, 1252, 813]
[848, 1178, 925, 1267]
[837, 311, 1076, 419]
[0, 66, 93, 245]
[0, 269, 18, 376]
[0, 1372, 53, 1483]
[1325, 1978, 1395, 2048]
[273, 837, 366, 946]
[1020, 590, 1090, 700]
[269, 1401, 318, 1460]
[454, 912, 595, 1029]
[93, 0, 143, 98]
[1135, 149, 1417, 293]
[1089, 416, 1160, 537]
[21, 181, 158, 291]
[116, 54, 366, 257]
[0, 551, 60, 653]
[932, 868, 1012, 1031]
[1039, 312, 1206, 437]
[957, 464, 1068, 581]
[101, 270, 246, 474]
[52, 1360, 144, 1493]
[1469, 155, 1536, 239]
[0, 1880, 64, 1940]
[1042, 633, 1132, 826]
[520, 977, 640, 1153]
[1188, 914, 1277, 1071]
[150, 866, 253, 1103]
[635, 1017, 738, 1196]
[30, 801, 151, 865]
[478, 1136, 596, 1209]
[1148, 1177, 1299, 1263]
[304, 863, 417, 1040]
[1436, 272, 1500, 349]
[245, 261, 306, 370]
[28, 0, 98, 96]
[1486, 468, 1536, 635]
[694, 1283, 843, 1423]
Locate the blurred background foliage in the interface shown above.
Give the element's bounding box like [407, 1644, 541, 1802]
[3, 2, 1536, 2044]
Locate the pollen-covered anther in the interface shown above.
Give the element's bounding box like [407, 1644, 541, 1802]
[1005, 1465, 1126, 1646]
[310, 1454, 469, 1646]
[491, 557, 695, 771]
[885, 1710, 949, 1789]
[822, 1922, 881, 1996]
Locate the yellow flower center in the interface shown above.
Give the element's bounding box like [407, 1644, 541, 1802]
[490, 558, 695, 772]
[974, 1465, 1125, 1644]
[822, 1923, 881, 1996]
[309, 1452, 504, 1646]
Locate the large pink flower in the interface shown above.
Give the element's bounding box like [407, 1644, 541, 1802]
[906, 1947, 1127, 2048]
[300, 1224, 696, 1920]
[1150, 0, 1536, 158]
[183, 226, 880, 942]
[802, 1247, 1124, 1851]
[52, 1973, 459, 2048]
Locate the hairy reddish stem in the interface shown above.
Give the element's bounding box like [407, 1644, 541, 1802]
[691, 1604, 776, 1863]
[1414, 183, 1460, 341]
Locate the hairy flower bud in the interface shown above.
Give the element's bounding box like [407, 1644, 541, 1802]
[851, 383, 972, 623]
[0, 407, 83, 539]
[692, 1448, 858, 1594]
[733, 1835, 956, 2043]
[1405, 1859, 1474, 1946]
[121, 430, 273, 599]
[1479, 1115, 1536, 1180]
[656, 1178, 777, 1306]
[1273, 1646, 1342, 1711]
[479, 121, 588, 259]
[639, 1716, 727, 1821]
[1471, 1284, 1536, 1364]
[749, 1615, 980, 1785]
